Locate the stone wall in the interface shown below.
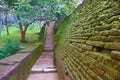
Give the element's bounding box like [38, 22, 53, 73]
[55, 0, 120, 80]
[0, 44, 44, 80]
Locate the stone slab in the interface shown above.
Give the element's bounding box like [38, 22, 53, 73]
[27, 73, 59, 80]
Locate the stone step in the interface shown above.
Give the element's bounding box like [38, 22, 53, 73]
[45, 43, 54, 47]
[44, 47, 54, 48]
[44, 49, 54, 51]
[31, 68, 57, 73]
[44, 47, 54, 49]
[27, 73, 58, 80]
[27, 21, 58, 80]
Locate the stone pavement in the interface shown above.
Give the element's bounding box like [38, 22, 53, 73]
[27, 21, 59, 80]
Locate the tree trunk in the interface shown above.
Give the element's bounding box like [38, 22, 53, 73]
[19, 23, 28, 42]
[20, 31, 26, 42]
[6, 25, 9, 35]
[5, 13, 9, 35]
[0, 33, 1, 38]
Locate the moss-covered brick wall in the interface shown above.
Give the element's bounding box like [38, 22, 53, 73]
[55, 0, 120, 80]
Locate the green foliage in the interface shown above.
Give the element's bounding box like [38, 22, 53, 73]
[0, 39, 20, 59]
[4, 39, 20, 53]
[55, 16, 71, 48]
[4, 0, 18, 7]
[15, 2, 35, 25]
[4, 0, 79, 25]
[0, 53, 6, 59]
[38, 25, 45, 42]
[0, 27, 39, 45]
[28, 23, 41, 33]
[93, 48, 97, 52]
[15, 0, 78, 22]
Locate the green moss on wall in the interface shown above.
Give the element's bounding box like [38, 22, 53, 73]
[55, 0, 120, 80]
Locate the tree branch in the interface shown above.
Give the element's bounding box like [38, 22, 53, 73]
[24, 25, 28, 32]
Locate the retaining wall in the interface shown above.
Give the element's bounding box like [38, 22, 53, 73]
[0, 44, 43, 80]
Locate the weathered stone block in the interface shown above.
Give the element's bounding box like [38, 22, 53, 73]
[86, 41, 104, 47]
[106, 16, 120, 24]
[88, 52, 99, 59]
[104, 42, 120, 50]
[99, 30, 110, 36]
[89, 36, 106, 41]
[81, 33, 92, 37]
[80, 44, 93, 51]
[103, 58, 118, 67]
[97, 56, 104, 62]
[111, 51, 120, 61]
[102, 66, 120, 80]
[92, 67, 104, 77]
[116, 62, 120, 71]
[87, 69, 97, 80]
[109, 30, 118, 36]
[104, 36, 120, 42]
[103, 73, 115, 80]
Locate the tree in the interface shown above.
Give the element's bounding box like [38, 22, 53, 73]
[4, 0, 41, 42]
[30, 0, 78, 21]
[5, 11, 9, 35]
[0, 20, 3, 37]
[0, 0, 10, 35]
[16, 1, 35, 42]
[4, 0, 78, 42]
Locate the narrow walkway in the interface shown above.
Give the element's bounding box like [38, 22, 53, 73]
[27, 21, 59, 80]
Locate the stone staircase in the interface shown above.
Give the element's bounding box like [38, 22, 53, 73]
[27, 21, 59, 80]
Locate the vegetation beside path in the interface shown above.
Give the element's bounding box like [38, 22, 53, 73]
[0, 26, 40, 60]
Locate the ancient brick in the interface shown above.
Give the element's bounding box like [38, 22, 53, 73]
[102, 66, 120, 80]
[111, 51, 120, 61]
[103, 73, 115, 80]
[109, 30, 118, 36]
[104, 42, 120, 50]
[99, 30, 110, 36]
[92, 67, 104, 77]
[89, 52, 99, 60]
[103, 58, 118, 67]
[89, 36, 106, 41]
[106, 16, 120, 24]
[86, 41, 104, 47]
[87, 69, 98, 80]
[55, 0, 120, 80]
[116, 62, 120, 71]
[104, 36, 120, 42]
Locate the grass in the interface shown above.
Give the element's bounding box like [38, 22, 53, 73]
[0, 26, 40, 47]
[0, 25, 41, 60]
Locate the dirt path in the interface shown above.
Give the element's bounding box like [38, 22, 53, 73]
[27, 21, 59, 80]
